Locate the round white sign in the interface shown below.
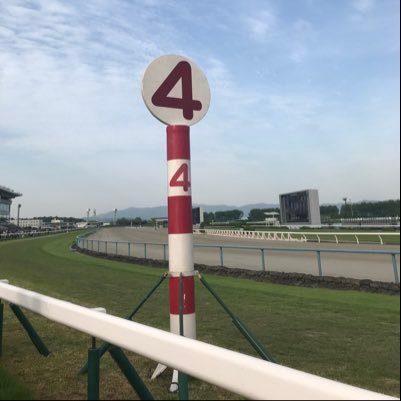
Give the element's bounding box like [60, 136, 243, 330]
[142, 54, 211, 126]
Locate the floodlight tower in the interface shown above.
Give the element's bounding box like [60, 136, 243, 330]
[86, 208, 91, 224]
[93, 209, 97, 219]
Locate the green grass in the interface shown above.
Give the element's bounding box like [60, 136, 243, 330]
[0, 233, 399, 399]
[0, 367, 33, 400]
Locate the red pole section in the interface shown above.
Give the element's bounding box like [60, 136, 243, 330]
[167, 125, 196, 340]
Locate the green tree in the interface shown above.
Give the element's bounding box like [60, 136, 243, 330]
[320, 206, 340, 222]
[248, 208, 280, 221]
[214, 209, 243, 222]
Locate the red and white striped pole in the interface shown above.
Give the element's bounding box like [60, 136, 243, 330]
[142, 54, 210, 390]
[167, 125, 196, 340]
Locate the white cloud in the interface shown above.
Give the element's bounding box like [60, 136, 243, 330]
[352, 0, 375, 13]
[244, 9, 277, 41]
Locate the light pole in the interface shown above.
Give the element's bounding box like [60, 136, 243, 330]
[342, 198, 348, 218]
[86, 208, 91, 224]
[114, 208, 118, 225]
[17, 204, 21, 228]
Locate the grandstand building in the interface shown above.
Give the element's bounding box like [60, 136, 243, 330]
[0, 185, 22, 221]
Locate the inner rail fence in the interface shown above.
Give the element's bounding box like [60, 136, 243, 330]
[0, 281, 397, 400]
[76, 236, 400, 284]
[0, 228, 81, 242]
[198, 229, 400, 246]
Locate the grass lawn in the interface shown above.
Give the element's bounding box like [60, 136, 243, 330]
[0, 233, 399, 400]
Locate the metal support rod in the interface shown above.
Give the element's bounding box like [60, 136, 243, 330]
[79, 273, 168, 375]
[144, 243, 147, 259]
[116, 242, 118, 255]
[88, 338, 100, 401]
[178, 273, 189, 400]
[163, 244, 167, 261]
[0, 302, 3, 357]
[261, 249, 266, 272]
[128, 243, 131, 257]
[108, 346, 154, 400]
[9, 304, 50, 357]
[198, 274, 275, 363]
[392, 254, 399, 284]
[317, 251, 323, 277]
[105, 241, 108, 254]
[219, 247, 224, 267]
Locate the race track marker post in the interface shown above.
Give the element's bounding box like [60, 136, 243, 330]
[142, 54, 211, 391]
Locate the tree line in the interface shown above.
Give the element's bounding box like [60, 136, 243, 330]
[111, 199, 399, 226]
[205, 200, 400, 224]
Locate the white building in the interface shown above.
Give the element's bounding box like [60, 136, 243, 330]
[264, 212, 280, 226]
[11, 218, 43, 229]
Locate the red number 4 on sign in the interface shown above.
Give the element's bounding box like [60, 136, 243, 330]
[170, 164, 190, 192]
[152, 61, 203, 120]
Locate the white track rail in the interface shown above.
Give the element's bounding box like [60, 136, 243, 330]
[0, 281, 397, 400]
[198, 229, 400, 245]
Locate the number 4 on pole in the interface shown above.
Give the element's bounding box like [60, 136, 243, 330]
[170, 163, 190, 192]
[152, 61, 202, 121]
[142, 54, 210, 126]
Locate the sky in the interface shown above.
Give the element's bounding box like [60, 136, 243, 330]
[0, 0, 400, 218]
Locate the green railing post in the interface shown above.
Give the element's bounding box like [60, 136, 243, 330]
[108, 346, 154, 400]
[392, 254, 400, 284]
[9, 304, 50, 357]
[219, 247, 224, 267]
[98, 240, 100, 253]
[163, 244, 167, 261]
[178, 274, 189, 400]
[144, 243, 147, 259]
[198, 274, 275, 363]
[79, 273, 168, 375]
[0, 301, 3, 357]
[316, 251, 323, 277]
[128, 242, 131, 257]
[105, 241, 108, 254]
[261, 249, 266, 271]
[115, 241, 118, 255]
[87, 337, 100, 401]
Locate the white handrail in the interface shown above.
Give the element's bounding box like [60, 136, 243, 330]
[199, 229, 400, 245]
[0, 281, 396, 400]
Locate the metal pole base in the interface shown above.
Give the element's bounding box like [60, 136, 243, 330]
[169, 369, 179, 393]
[151, 363, 167, 380]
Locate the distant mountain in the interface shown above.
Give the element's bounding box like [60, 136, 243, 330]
[96, 203, 279, 221]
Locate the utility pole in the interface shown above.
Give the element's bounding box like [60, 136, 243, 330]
[17, 204, 21, 228]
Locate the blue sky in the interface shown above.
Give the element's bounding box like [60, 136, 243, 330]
[0, 0, 399, 217]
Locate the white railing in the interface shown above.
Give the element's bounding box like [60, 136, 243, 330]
[197, 229, 400, 245]
[0, 281, 396, 400]
[0, 228, 80, 241]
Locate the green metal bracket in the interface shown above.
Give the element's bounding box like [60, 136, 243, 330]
[198, 273, 276, 363]
[0, 302, 3, 357]
[9, 304, 50, 357]
[178, 273, 189, 400]
[79, 272, 168, 375]
[87, 337, 100, 401]
[108, 346, 154, 400]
